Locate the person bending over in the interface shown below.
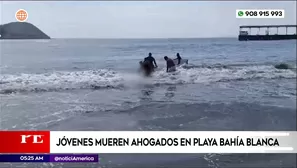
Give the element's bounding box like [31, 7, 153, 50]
[164, 56, 176, 72]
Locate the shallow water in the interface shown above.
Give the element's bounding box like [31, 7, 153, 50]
[0, 38, 296, 167]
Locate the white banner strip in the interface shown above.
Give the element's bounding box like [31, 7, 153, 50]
[50, 131, 297, 153]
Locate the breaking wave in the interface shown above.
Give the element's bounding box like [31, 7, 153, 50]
[0, 64, 295, 94]
[0, 69, 125, 94]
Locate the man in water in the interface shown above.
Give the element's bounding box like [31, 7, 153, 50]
[144, 53, 158, 70]
[164, 56, 176, 72]
[176, 53, 182, 65]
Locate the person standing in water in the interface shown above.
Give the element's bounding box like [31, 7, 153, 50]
[144, 53, 158, 70]
[164, 56, 176, 72]
[176, 53, 182, 65]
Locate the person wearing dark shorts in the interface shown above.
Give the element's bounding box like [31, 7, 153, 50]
[164, 56, 176, 72]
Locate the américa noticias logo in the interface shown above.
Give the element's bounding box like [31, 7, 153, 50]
[15, 9, 28, 22]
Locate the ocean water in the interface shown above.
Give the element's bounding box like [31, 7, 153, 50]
[0, 38, 296, 168]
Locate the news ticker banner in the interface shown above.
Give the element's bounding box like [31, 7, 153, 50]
[0, 154, 98, 163]
[0, 131, 296, 154]
[236, 9, 284, 18]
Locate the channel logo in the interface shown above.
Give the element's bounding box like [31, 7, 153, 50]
[15, 9, 28, 22]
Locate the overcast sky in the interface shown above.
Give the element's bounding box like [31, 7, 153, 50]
[0, 1, 296, 38]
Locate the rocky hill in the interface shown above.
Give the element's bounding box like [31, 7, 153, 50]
[0, 22, 50, 39]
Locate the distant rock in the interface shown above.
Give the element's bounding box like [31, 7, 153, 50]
[274, 63, 290, 69]
[0, 22, 50, 39]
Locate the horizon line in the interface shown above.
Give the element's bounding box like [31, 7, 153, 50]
[48, 37, 238, 39]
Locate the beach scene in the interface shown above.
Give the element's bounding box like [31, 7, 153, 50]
[0, 1, 296, 168]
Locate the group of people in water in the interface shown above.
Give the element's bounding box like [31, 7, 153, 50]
[139, 53, 183, 76]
